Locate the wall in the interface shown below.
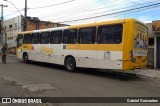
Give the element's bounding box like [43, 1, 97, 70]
[4, 16, 22, 48]
[147, 23, 156, 38]
[146, 23, 155, 68]
[0, 20, 2, 46]
[26, 18, 67, 31]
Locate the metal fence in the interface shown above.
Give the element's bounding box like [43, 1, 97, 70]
[147, 46, 154, 69]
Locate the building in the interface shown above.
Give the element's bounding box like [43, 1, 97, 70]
[147, 21, 160, 69]
[3, 15, 67, 54]
[146, 23, 154, 69]
[3, 15, 22, 54]
[26, 17, 66, 31]
[0, 20, 2, 46]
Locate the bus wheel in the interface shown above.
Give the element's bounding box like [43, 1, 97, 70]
[23, 53, 29, 63]
[65, 57, 76, 72]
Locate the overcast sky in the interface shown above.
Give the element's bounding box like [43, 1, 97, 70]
[0, 0, 160, 25]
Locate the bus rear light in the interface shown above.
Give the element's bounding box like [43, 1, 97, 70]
[138, 57, 142, 60]
[131, 57, 136, 63]
[130, 50, 136, 62]
[130, 50, 133, 58]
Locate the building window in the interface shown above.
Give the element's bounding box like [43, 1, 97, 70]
[40, 32, 50, 44]
[63, 29, 77, 44]
[148, 38, 154, 46]
[9, 25, 12, 29]
[97, 24, 123, 44]
[15, 23, 17, 28]
[8, 36, 13, 40]
[78, 27, 96, 44]
[50, 30, 62, 44]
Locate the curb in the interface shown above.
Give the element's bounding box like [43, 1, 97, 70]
[125, 69, 160, 80]
[8, 55, 16, 57]
[136, 74, 160, 80]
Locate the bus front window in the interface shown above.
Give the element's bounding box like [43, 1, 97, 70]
[17, 34, 23, 47]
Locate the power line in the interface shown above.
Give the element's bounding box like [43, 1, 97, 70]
[57, 2, 160, 23]
[40, 0, 159, 22]
[38, 0, 130, 19]
[3, 0, 160, 24]
[3, 0, 157, 19]
[49, 1, 146, 21]
[3, 0, 76, 18]
[38, 0, 109, 18]
[29, 0, 76, 9]
[4, 9, 24, 17]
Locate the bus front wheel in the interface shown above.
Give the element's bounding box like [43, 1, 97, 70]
[65, 57, 76, 72]
[23, 53, 29, 63]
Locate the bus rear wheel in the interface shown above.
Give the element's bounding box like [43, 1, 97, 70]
[65, 57, 76, 72]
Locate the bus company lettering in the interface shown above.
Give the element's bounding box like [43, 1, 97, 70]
[40, 46, 53, 54]
[23, 45, 28, 49]
[23, 45, 32, 50]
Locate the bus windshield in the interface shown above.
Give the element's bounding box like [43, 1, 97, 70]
[17, 34, 23, 47]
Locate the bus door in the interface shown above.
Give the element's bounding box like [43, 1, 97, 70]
[30, 33, 40, 61]
[16, 34, 23, 58]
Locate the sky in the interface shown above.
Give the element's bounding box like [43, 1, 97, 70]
[0, 0, 160, 25]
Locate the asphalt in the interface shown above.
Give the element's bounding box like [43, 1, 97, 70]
[7, 54, 160, 80]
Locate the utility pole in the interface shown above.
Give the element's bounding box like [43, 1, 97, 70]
[0, 4, 7, 46]
[24, 0, 27, 31]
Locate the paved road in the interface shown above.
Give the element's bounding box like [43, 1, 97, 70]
[0, 57, 160, 106]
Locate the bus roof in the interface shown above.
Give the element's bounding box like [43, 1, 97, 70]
[19, 18, 145, 34]
[19, 26, 68, 34]
[68, 18, 142, 29]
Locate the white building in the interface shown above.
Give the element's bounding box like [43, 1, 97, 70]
[4, 15, 23, 53]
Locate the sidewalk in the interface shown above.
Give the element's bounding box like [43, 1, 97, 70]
[124, 69, 160, 80]
[8, 54, 16, 57]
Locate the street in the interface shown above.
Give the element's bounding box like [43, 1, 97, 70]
[0, 57, 160, 106]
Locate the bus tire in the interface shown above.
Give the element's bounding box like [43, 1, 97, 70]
[23, 53, 30, 63]
[65, 57, 76, 72]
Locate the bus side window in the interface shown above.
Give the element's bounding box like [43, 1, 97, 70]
[63, 29, 77, 44]
[50, 31, 62, 44]
[31, 33, 39, 44]
[23, 34, 31, 44]
[97, 24, 123, 44]
[40, 32, 50, 44]
[78, 27, 96, 44]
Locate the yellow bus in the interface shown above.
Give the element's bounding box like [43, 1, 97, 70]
[16, 18, 148, 72]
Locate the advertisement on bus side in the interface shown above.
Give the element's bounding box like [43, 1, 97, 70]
[133, 23, 148, 56]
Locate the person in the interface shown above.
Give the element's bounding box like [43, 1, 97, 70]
[1, 44, 8, 63]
